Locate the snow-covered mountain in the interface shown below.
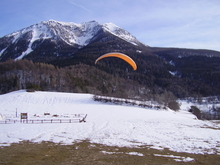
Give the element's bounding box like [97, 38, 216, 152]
[0, 20, 145, 62]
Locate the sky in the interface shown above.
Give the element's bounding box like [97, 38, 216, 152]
[0, 0, 220, 51]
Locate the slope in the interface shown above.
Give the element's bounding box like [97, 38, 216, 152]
[0, 90, 220, 155]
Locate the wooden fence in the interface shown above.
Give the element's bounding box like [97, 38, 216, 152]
[93, 95, 165, 110]
[0, 114, 87, 124]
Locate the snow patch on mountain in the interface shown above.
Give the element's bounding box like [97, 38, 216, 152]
[44, 20, 101, 47]
[45, 20, 101, 46]
[13, 23, 53, 60]
[103, 22, 140, 46]
[15, 47, 32, 60]
[11, 23, 52, 44]
[0, 47, 7, 57]
[44, 20, 142, 46]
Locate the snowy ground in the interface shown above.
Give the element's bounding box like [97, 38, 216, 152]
[0, 90, 220, 155]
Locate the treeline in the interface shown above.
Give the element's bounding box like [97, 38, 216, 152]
[0, 59, 140, 97]
[0, 59, 181, 106]
[0, 59, 113, 94]
[1, 55, 219, 106]
[0, 59, 67, 93]
[202, 106, 220, 120]
[189, 105, 220, 120]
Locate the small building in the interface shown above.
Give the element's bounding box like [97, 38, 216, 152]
[21, 113, 28, 120]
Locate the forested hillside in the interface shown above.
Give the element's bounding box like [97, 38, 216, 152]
[1, 49, 220, 108]
[0, 59, 138, 96]
[0, 59, 180, 109]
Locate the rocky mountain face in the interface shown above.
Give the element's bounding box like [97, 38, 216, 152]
[0, 20, 220, 99]
[0, 20, 145, 62]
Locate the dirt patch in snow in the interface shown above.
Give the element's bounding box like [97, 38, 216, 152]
[0, 141, 219, 165]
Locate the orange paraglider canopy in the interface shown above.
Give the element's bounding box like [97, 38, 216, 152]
[95, 52, 137, 70]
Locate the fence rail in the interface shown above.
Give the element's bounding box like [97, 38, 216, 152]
[93, 95, 164, 110]
[0, 114, 87, 124]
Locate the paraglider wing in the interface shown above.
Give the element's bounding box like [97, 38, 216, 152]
[95, 52, 137, 70]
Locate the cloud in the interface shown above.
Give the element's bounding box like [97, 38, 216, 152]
[68, 0, 93, 13]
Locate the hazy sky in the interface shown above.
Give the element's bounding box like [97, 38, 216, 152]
[0, 0, 220, 51]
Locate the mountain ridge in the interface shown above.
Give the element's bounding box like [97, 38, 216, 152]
[1, 19, 219, 63]
[0, 20, 145, 62]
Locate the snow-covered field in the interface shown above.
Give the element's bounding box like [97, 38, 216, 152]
[0, 90, 220, 155]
